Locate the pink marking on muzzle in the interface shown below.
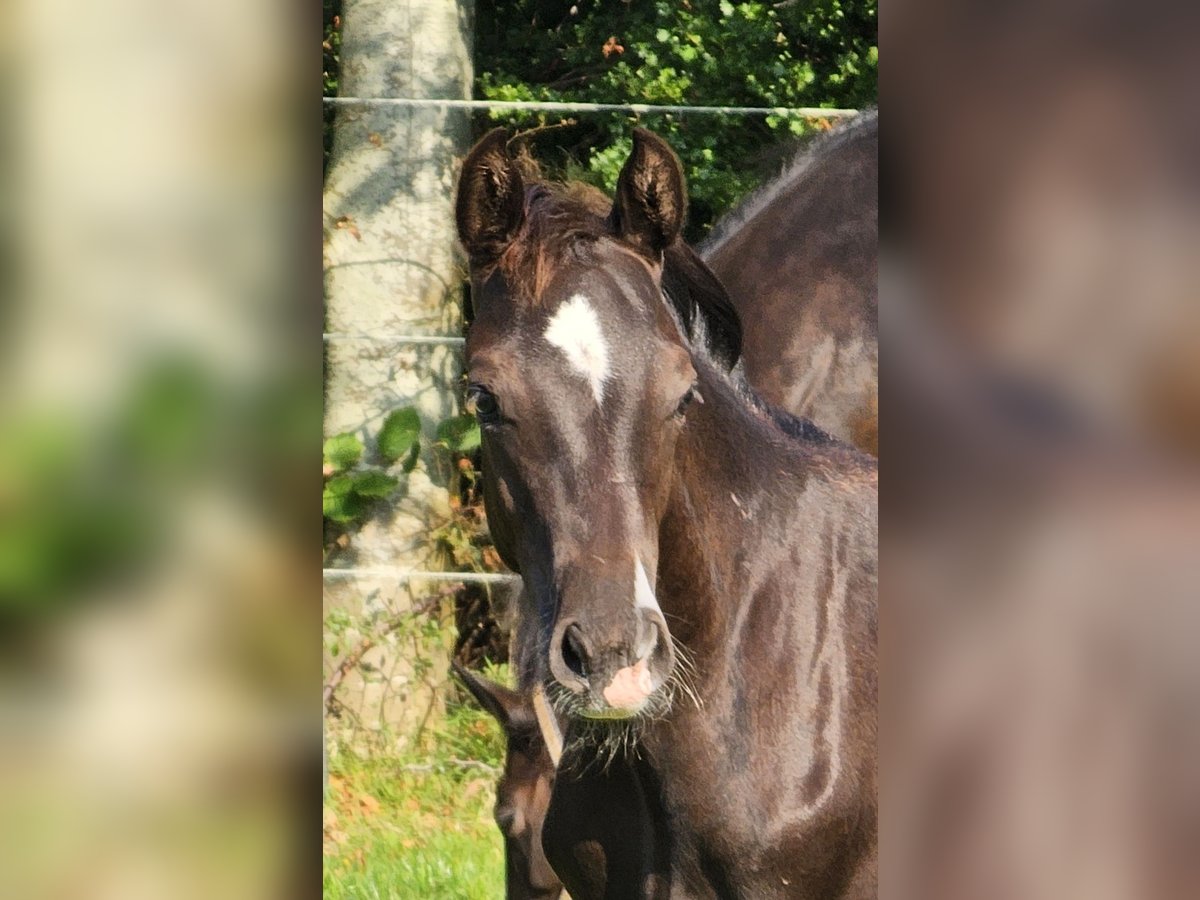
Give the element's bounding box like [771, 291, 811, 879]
[602, 658, 654, 709]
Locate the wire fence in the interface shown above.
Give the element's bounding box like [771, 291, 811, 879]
[323, 568, 518, 584]
[321, 333, 466, 345]
[323, 95, 860, 118]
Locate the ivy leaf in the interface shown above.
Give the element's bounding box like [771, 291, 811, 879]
[378, 407, 421, 465]
[323, 433, 362, 473]
[401, 442, 421, 474]
[324, 474, 357, 497]
[323, 482, 365, 523]
[349, 470, 400, 498]
[436, 415, 481, 453]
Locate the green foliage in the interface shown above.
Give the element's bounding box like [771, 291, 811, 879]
[347, 470, 401, 499]
[322, 407, 494, 570]
[324, 607, 354, 659]
[0, 358, 235, 618]
[322, 0, 342, 98]
[322, 413, 412, 534]
[323, 432, 362, 472]
[0, 419, 150, 614]
[434, 415, 481, 455]
[474, 0, 877, 238]
[378, 407, 422, 470]
[323, 0, 343, 173]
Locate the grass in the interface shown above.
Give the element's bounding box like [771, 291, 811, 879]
[323, 673, 509, 899]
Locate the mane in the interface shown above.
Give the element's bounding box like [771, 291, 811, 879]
[494, 177, 613, 301]
[739, 375, 839, 444]
[658, 279, 856, 455]
[698, 108, 878, 259]
[684, 343, 877, 487]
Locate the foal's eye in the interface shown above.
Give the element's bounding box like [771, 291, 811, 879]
[466, 385, 501, 423]
[674, 385, 702, 418]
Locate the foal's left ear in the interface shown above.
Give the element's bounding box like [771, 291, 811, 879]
[610, 127, 687, 258]
[456, 128, 525, 264]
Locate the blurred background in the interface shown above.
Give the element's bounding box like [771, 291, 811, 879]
[3, 0, 314, 897]
[884, 2, 1200, 898]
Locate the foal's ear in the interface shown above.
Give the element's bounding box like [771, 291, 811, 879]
[456, 129, 525, 263]
[610, 127, 687, 258]
[451, 661, 528, 734]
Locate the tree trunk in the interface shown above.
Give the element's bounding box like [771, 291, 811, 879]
[323, 0, 473, 749]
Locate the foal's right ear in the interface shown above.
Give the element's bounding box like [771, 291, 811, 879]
[456, 129, 525, 263]
[451, 660, 528, 734]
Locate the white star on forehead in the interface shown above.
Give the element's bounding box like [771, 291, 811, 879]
[544, 294, 611, 404]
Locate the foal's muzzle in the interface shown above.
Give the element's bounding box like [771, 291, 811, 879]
[548, 609, 675, 718]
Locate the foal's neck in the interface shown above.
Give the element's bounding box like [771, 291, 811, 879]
[656, 364, 798, 650]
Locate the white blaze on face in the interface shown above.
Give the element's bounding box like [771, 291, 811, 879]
[601, 558, 663, 710]
[599, 557, 662, 709]
[544, 294, 611, 404]
[634, 559, 661, 661]
[634, 557, 663, 617]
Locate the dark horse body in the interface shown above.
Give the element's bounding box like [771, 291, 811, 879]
[703, 113, 878, 455]
[456, 127, 877, 898]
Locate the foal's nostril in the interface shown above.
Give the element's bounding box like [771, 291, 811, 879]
[549, 617, 592, 692]
[562, 623, 588, 679]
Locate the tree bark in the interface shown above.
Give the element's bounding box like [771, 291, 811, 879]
[323, 0, 474, 747]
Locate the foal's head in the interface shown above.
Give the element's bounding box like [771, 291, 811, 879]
[456, 129, 740, 721]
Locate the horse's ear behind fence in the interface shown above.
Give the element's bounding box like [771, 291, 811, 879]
[456, 128, 525, 264]
[610, 127, 688, 258]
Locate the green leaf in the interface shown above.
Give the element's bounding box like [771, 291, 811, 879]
[323, 433, 362, 472]
[401, 442, 421, 474]
[436, 415, 481, 453]
[324, 473, 357, 497]
[323, 484, 365, 523]
[349, 470, 400, 498]
[377, 407, 421, 465]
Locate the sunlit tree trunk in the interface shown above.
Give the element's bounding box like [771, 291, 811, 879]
[323, 0, 473, 747]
